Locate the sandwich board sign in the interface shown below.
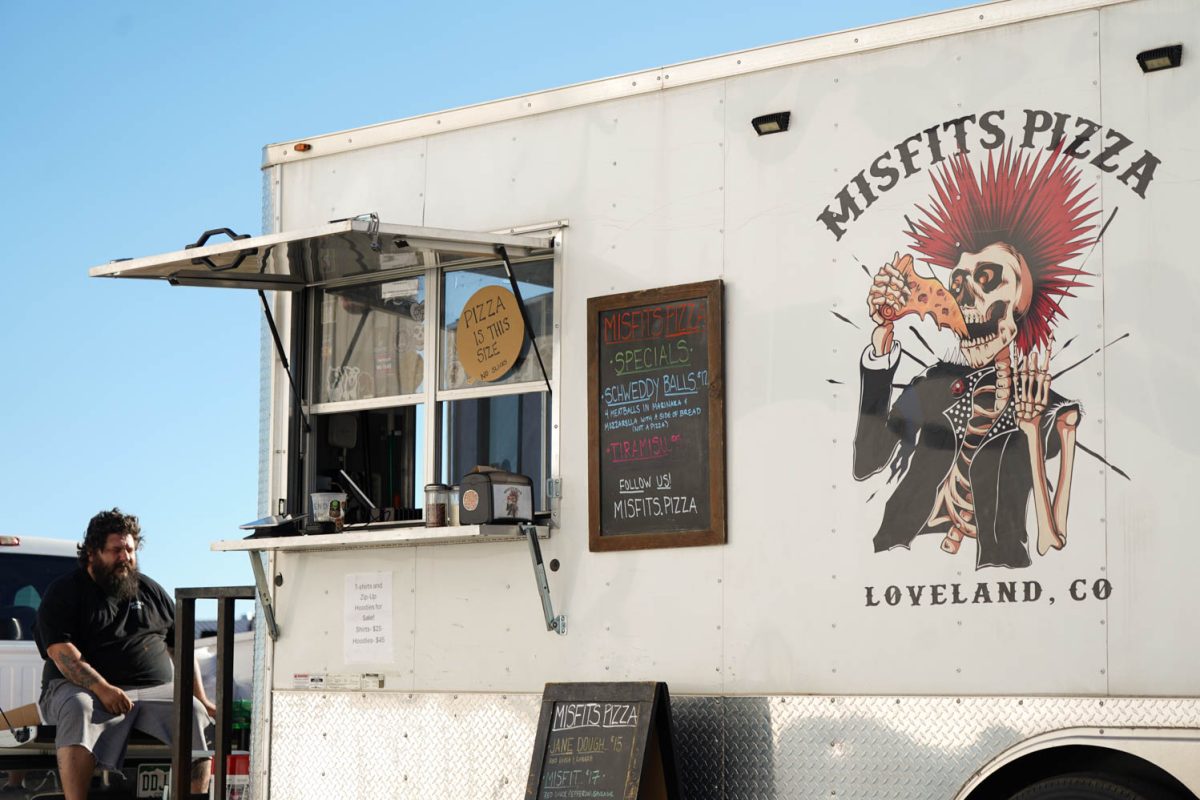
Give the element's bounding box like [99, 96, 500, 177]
[526, 682, 680, 800]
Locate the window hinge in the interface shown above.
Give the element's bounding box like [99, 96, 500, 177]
[546, 478, 562, 499]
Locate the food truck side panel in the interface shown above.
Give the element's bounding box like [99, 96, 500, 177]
[271, 82, 732, 692]
[422, 82, 731, 689]
[278, 139, 429, 228]
[264, 3, 1200, 699]
[719, 7, 1117, 696]
[1093, 0, 1200, 696]
[253, 1, 1200, 796]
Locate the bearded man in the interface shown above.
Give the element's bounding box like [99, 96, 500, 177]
[853, 146, 1094, 569]
[34, 508, 216, 800]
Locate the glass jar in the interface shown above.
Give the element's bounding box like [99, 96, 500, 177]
[447, 485, 461, 526]
[424, 483, 449, 527]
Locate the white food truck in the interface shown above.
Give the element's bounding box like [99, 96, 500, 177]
[84, 0, 1199, 797]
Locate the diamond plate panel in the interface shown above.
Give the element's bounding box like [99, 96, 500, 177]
[271, 691, 540, 799]
[250, 577, 268, 799]
[673, 695, 731, 800]
[716, 696, 1200, 800]
[269, 692, 1200, 800]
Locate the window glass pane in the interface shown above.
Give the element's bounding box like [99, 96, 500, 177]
[311, 407, 425, 525]
[0, 554, 76, 640]
[440, 391, 549, 512]
[440, 259, 554, 391]
[313, 276, 426, 404]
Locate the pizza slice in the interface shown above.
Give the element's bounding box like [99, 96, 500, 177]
[880, 253, 968, 337]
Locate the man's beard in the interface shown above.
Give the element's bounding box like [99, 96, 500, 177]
[94, 561, 140, 601]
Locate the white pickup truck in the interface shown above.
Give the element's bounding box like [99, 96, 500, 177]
[0, 536, 76, 744]
[1, 536, 76, 796]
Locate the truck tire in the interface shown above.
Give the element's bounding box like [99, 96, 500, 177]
[1008, 774, 1149, 800]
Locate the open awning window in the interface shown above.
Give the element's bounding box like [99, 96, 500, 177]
[88, 219, 552, 291]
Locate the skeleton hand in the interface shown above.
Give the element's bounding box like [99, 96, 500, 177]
[1014, 346, 1051, 435]
[1015, 343, 1070, 555]
[867, 252, 911, 355]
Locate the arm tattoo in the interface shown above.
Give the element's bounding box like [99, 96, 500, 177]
[53, 649, 104, 690]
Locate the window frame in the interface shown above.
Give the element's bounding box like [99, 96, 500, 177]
[293, 232, 563, 525]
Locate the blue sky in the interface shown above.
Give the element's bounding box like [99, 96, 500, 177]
[0, 0, 968, 598]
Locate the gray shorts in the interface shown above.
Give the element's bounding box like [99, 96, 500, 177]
[39, 679, 211, 770]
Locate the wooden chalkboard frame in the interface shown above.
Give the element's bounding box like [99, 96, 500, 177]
[525, 682, 680, 800]
[588, 279, 727, 552]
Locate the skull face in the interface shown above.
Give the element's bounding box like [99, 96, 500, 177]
[948, 243, 1025, 368]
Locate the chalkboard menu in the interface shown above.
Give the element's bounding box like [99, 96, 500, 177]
[588, 280, 726, 551]
[525, 682, 679, 800]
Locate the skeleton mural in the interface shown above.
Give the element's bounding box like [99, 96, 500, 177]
[853, 145, 1098, 569]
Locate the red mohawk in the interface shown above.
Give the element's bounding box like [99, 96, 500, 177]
[906, 145, 1099, 353]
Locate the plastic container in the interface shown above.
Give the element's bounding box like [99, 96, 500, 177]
[310, 492, 347, 532]
[448, 485, 461, 526]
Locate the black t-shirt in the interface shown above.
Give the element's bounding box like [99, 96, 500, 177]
[36, 568, 176, 693]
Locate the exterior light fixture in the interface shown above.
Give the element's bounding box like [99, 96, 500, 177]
[1137, 44, 1182, 73]
[751, 111, 791, 136]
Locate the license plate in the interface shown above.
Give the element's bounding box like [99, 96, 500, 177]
[136, 763, 171, 799]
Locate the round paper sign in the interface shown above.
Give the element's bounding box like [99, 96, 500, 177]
[455, 285, 526, 383]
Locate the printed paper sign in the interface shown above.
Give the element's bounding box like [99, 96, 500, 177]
[345, 571, 393, 664]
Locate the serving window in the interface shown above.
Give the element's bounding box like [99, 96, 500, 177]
[87, 218, 558, 529]
[301, 253, 558, 527]
[313, 276, 427, 405]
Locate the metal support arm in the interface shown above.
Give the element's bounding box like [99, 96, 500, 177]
[249, 552, 280, 640]
[523, 523, 566, 635]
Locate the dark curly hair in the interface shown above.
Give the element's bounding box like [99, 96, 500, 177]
[78, 508, 143, 568]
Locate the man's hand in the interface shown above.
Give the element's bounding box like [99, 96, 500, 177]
[47, 641, 131, 714]
[200, 697, 218, 719]
[94, 683, 134, 715]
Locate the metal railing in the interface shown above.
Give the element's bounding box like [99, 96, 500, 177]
[172, 586, 254, 800]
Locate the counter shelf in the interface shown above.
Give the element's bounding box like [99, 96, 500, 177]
[212, 524, 553, 642]
[212, 523, 549, 554]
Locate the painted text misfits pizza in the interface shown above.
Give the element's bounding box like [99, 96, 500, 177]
[817, 108, 1159, 241]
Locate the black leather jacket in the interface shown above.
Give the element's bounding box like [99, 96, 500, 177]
[853, 348, 1078, 569]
